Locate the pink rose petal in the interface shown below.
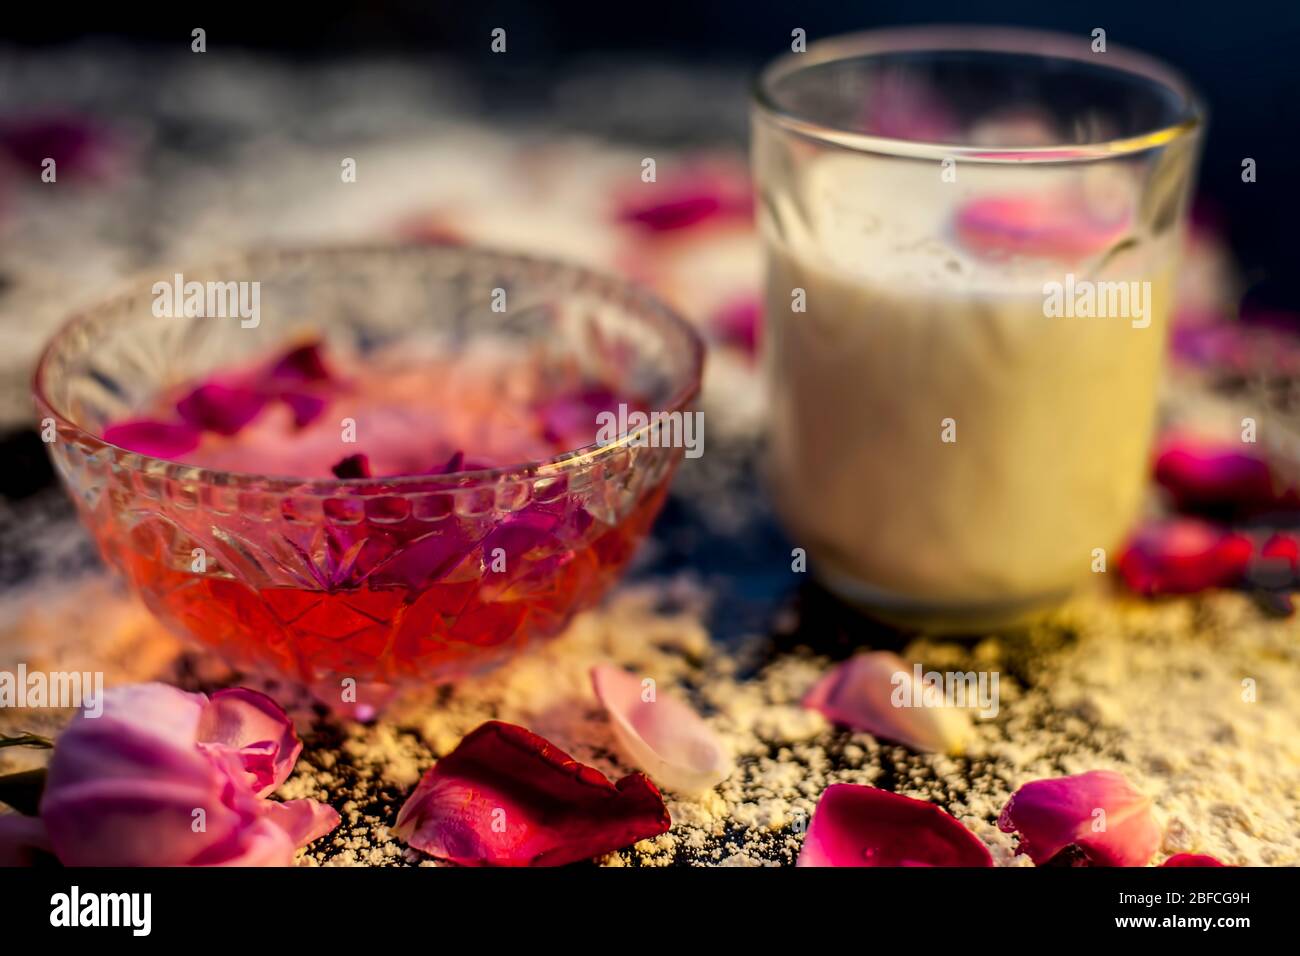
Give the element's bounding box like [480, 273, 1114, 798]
[102, 419, 201, 460]
[393, 720, 670, 867]
[1154, 432, 1297, 516]
[710, 295, 761, 356]
[264, 798, 343, 847]
[196, 687, 303, 796]
[998, 770, 1161, 867]
[803, 651, 971, 754]
[591, 664, 733, 795]
[798, 784, 993, 867]
[1161, 853, 1226, 867]
[954, 191, 1130, 262]
[39, 682, 337, 867]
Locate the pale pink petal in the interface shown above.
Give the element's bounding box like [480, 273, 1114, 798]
[798, 784, 992, 867]
[264, 799, 342, 848]
[591, 664, 733, 795]
[197, 687, 303, 796]
[803, 652, 971, 754]
[998, 770, 1161, 866]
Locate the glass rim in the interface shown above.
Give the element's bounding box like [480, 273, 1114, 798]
[752, 24, 1204, 163]
[32, 242, 706, 496]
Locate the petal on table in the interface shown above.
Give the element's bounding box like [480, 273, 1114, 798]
[803, 651, 971, 754]
[591, 664, 733, 795]
[998, 770, 1161, 867]
[1154, 432, 1291, 516]
[264, 798, 342, 848]
[1117, 519, 1253, 595]
[797, 784, 992, 867]
[1161, 853, 1226, 867]
[393, 720, 670, 866]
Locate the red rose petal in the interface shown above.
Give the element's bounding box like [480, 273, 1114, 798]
[1161, 853, 1226, 867]
[176, 382, 268, 436]
[1117, 519, 1253, 596]
[102, 419, 201, 460]
[615, 168, 751, 233]
[798, 784, 992, 867]
[393, 720, 670, 867]
[998, 770, 1161, 867]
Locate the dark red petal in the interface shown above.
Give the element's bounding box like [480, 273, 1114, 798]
[0, 115, 119, 179]
[265, 342, 331, 385]
[278, 391, 327, 429]
[331, 453, 372, 479]
[1117, 519, 1253, 596]
[798, 784, 992, 867]
[176, 383, 268, 436]
[102, 419, 201, 460]
[393, 720, 670, 867]
[1161, 853, 1227, 867]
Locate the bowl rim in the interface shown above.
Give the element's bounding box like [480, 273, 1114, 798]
[752, 24, 1204, 164]
[32, 242, 706, 496]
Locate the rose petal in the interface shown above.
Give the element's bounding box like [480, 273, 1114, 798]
[954, 191, 1130, 261]
[196, 687, 303, 796]
[278, 391, 327, 429]
[176, 382, 268, 436]
[615, 168, 751, 233]
[331, 453, 372, 479]
[1154, 433, 1295, 516]
[591, 664, 733, 795]
[264, 798, 342, 847]
[265, 342, 331, 385]
[102, 419, 201, 460]
[998, 770, 1161, 867]
[393, 720, 670, 866]
[1117, 519, 1253, 595]
[803, 651, 971, 754]
[710, 295, 761, 356]
[1161, 853, 1226, 867]
[0, 115, 120, 180]
[798, 784, 992, 867]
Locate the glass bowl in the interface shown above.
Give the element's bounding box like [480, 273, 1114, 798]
[33, 244, 703, 711]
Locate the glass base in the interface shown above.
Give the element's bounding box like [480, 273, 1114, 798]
[815, 566, 1072, 635]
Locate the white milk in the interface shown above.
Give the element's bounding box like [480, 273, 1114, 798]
[763, 156, 1175, 622]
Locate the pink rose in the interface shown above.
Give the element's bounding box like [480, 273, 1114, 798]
[35, 683, 337, 866]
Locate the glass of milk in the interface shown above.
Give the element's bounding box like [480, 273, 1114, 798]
[752, 26, 1203, 630]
